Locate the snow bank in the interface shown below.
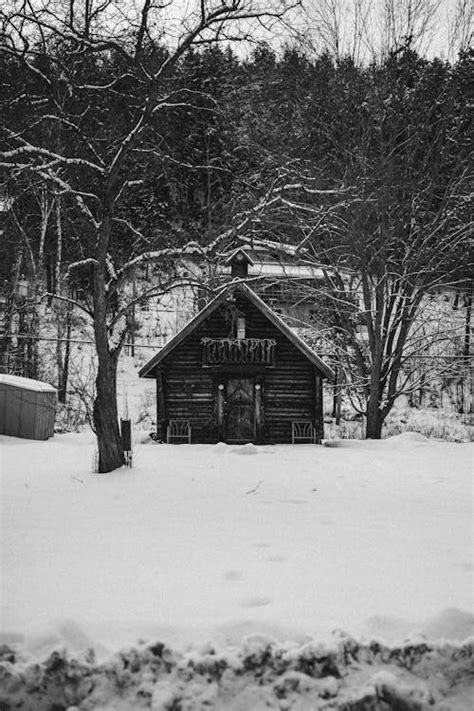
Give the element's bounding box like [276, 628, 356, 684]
[324, 431, 432, 448]
[384, 431, 430, 444]
[230, 442, 260, 455]
[0, 634, 472, 710]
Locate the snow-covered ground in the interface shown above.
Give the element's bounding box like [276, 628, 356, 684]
[1, 433, 472, 665]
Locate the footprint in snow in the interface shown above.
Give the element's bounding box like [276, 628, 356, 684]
[278, 499, 309, 505]
[239, 596, 272, 608]
[223, 570, 243, 581]
[266, 554, 286, 563]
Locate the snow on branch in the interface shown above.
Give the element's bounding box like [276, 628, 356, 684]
[274, 182, 351, 196]
[134, 148, 231, 173]
[36, 171, 100, 229]
[118, 243, 205, 275]
[7, 118, 105, 170]
[151, 101, 218, 115]
[67, 258, 99, 277]
[117, 206, 266, 278]
[106, 254, 117, 282]
[74, 73, 137, 92]
[112, 218, 145, 237]
[0, 143, 106, 175]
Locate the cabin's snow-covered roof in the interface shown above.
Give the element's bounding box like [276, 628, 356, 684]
[0, 374, 56, 393]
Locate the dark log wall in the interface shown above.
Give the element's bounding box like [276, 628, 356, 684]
[155, 292, 322, 443]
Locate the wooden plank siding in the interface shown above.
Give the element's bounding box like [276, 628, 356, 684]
[154, 291, 324, 444]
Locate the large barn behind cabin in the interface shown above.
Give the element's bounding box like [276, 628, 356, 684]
[139, 280, 333, 445]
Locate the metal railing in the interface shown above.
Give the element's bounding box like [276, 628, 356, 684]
[201, 337, 276, 365]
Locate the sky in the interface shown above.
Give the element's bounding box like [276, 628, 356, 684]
[149, 0, 471, 61]
[5, 1, 469, 62]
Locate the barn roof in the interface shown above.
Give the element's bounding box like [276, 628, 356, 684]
[139, 282, 334, 380]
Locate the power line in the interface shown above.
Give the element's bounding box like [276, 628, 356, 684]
[1, 334, 472, 358]
[0, 334, 163, 349]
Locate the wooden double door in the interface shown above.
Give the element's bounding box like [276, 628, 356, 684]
[225, 377, 256, 442]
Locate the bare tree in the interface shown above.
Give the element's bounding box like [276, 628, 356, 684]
[229, 47, 471, 438]
[381, 0, 441, 56]
[305, 0, 467, 61]
[0, 0, 299, 471]
[447, 0, 473, 60]
[235, 171, 470, 437]
[306, 0, 373, 62]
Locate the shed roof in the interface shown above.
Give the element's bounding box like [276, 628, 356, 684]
[139, 282, 334, 380]
[0, 374, 56, 393]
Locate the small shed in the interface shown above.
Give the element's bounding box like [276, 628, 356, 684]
[139, 281, 334, 445]
[0, 374, 57, 440]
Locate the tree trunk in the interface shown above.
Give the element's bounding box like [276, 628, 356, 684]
[54, 199, 70, 404]
[56, 302, 72, 404]
[93, 347, 124, 472]
[332, 367, 342, 424]
[365, 397, 384, 438]
[464, 295, 471, 360]
[464, 296, 473, 416]
[56, 306, 65, 400]
[366, 327, 384, 438]
[92, 214, 124, 473]
[419, 373, 425, 407]
[61, 307, 72, 403]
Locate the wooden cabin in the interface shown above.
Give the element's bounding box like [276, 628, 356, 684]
[139, 268, 334, 445]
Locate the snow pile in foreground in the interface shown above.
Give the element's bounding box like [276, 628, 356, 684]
[0, 632, 473, 710]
